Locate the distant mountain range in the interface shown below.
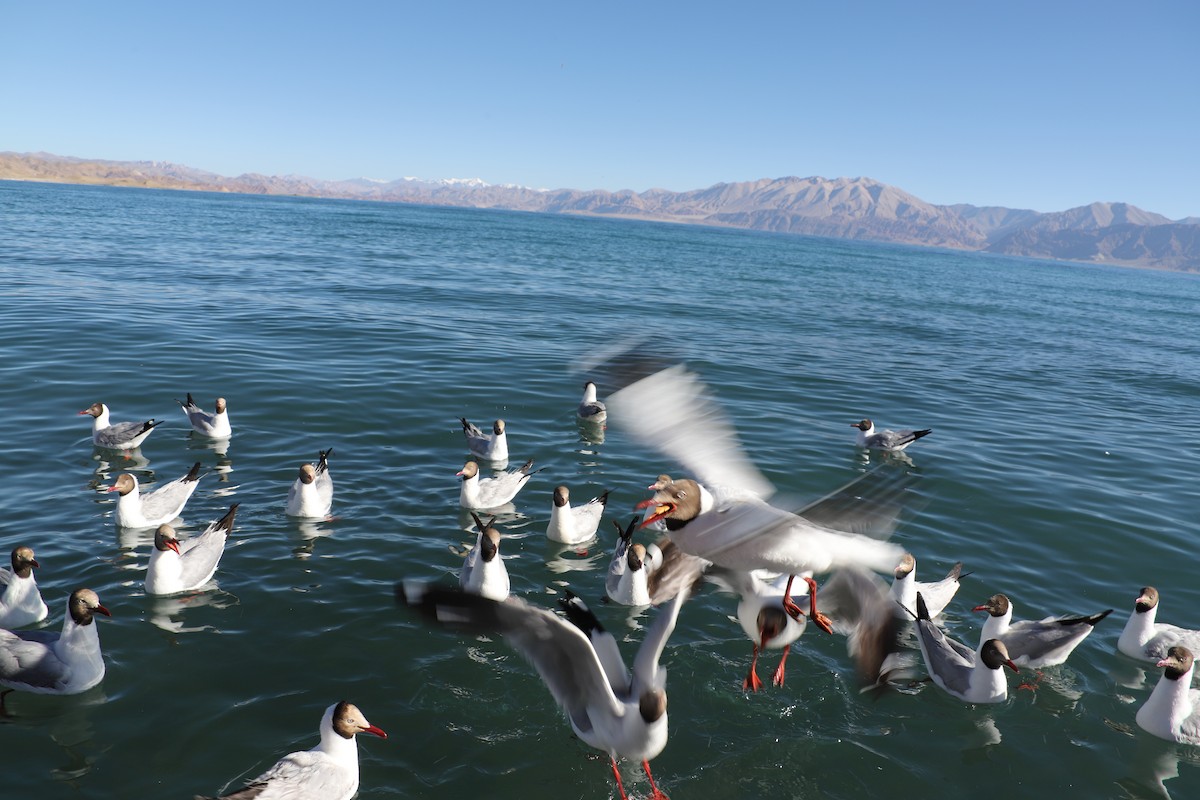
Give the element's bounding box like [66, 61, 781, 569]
[3, 150, 1197, 271]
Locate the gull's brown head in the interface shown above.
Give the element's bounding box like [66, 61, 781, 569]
[635, 478, 702, 530]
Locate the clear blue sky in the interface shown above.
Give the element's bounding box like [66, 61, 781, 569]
[3, 2, 1197, 218]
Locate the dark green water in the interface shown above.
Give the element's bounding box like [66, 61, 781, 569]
[1, 180, 1199, 799]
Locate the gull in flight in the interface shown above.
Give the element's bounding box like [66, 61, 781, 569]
[397, 580, 688, 800]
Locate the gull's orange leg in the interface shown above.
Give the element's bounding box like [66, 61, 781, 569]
[643, 760, 670, 800]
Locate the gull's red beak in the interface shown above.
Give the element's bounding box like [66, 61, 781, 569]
[361, 724, 388, 739]
[634, 498, 675, 528]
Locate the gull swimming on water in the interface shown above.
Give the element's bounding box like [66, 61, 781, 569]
[199, 701, 387, 800]
[109, 462, 203, 528]
[457, 459, 535, 509]
[145, 504, 239, 596]
[546, 485, 609, 544]
[0, 546, 48, 629]
[0, 588, 110, 697]
[397, 580, 687, 800]
[910, 592, 1018, 704]
[889, 552, 966, 620]
[578, 381, 607, 424]
[79, 402, 162, 450]
[605, 517, 663, 607]
[460, 512, 510, 602]
[178, 393, 232, 438]
[851, 419, 932, 452]
[286, 449, 334, 519]
[1136, 646, 1200, 745]
[973, 592, 1112, 669]
[1117, 586, 1200, 665]
[460, 417, 509, 463]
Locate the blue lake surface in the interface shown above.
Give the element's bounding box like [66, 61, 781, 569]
[1, 179, 1199, 798]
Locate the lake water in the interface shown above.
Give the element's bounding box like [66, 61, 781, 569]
[1, 180, 1199, 799]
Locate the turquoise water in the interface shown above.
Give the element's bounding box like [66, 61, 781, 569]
[1, 179, 1199, 799]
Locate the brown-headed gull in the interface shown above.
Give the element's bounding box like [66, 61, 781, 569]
[397, 581, 687, 800]
[199, 701, 386, 800]
[851, 418, 932, 452]
[457, 459, 535, 509]
[636, 468, 920, 693]
[974, 592, 1112, 668]
[1137, 646, 1200, 745]
[460, 513, 509, 601]
[286, 449, 333, 519]
[605, 517, 664, 607]
[0, 588, 109, 696]
[890, 553, 966, 620]
[640, 475, 684, 530]
[460, 417, 508, 463]
[109, 462, 202, 528]
[701, 467, 932, 691]
[578, 381, 607, 424]
[818, 566, 913, 689]
[547, 485, 609, 544]
[178, 393, 231, 438]
[635, 476, 903, 616]
[0, 546, 48, 629]
[911, 592, 1017, 703]
[648, 475, 673, 491]
[79, 401, 162, 449]
[1118, 586, 1200, 664]
[557, 589, 635, 692]
[712, 569, 814, 691]
[145, 504, 238, 596]
[592, 358, 907, 620]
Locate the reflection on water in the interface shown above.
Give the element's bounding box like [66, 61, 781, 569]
[455, 504, 525, 530]
[186, 434, 237, 497]
[470, 453, 509, 472]
[291, 518, 336, 558]
[114, 517, 186, 552]
[1119, 737, 1200, 799]
[1, 685, 109, 785]
[972, 714, 1003, 747]
[145, 588, 240, 634]
[543, 542, 607, 576]
[576, 418, 606, 446]
[854, 447, 915, 469]
[185, 431, 231, 458]
[89, 447, 151, 490]
[1111, 658, 1156, 693]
